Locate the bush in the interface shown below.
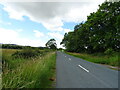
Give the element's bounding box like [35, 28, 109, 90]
[12, 49, 42, 59]
[104, 48, 114, 55]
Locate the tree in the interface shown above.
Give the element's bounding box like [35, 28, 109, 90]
[61, 1, 120, 53]
[45, 39, 57, 49]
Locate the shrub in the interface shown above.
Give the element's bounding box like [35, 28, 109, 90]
[12, 49, 42, 59]
[104, 48, 114, 55]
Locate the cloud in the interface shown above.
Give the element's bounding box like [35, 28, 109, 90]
[47, 32, 63, 40]
[33, 30, 44, 37]
[0, 20, 12, 25]
[0, 28, 19, 41]
[7, 22, 12, 25]
[0, 28, 64, 48]
[3, 4, 25, 20]
[63, 28, 72, 33]
[0, 28, 45, 47]
[1, 1, 105, 31]
[16, 29, 23, 32]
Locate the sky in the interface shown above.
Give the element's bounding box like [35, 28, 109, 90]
[0, 0, 105, 48]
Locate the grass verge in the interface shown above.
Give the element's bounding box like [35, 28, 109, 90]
[66, 52, 119, 68]
[0, 48, 2, 90]
[2, 49, 56, 88]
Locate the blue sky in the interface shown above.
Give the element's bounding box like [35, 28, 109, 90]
[0, 1, 105, 48]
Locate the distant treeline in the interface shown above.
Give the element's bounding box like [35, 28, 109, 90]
[1, 44, 47, 49]
[61, 1, 120, 54]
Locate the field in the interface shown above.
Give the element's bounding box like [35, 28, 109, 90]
[66, 52, 119, 69]
[2, 48, 56, 88]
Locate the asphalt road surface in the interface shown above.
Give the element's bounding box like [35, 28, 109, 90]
[56, 51, 118, 88]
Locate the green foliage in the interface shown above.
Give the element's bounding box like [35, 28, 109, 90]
[2, 44, 23, 49]
[104, 48, 114, 55]
[46, 39, 57, 49]
[66, 52, 119, 67]
[2, 49, 22, 70]
[1, 44, 48, 50]
[12, 48, 42, 59]
[61, 1, 120, 53]
[58, 48, 62, 50]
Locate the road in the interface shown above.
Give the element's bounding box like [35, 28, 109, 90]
[56, 51, 119, 88]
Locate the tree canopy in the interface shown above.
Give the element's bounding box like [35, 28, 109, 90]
[46, 39, 57, 49]
[61, 1, 120, 54]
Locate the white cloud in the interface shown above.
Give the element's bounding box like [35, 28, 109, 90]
[16, 29, 23, 32]
[1, 1, 105, 31]
[63, 28, 72, 33]
[0, 28, 45, 47]
[7, 22, 12, 25]
[0, 20, 12, 25]
[62, 3, 100, 22]
[3, 4, 25, 20]
[0, 28, 19, 41]
[47, 32, 63, 40]
[33, 30, 44, 37]
[0, 27, 64, 48]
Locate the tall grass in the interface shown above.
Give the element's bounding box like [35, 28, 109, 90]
[0, 48, 2, 90]
[66, 52, 119, 67]
[2, 49, 56, 88]
[2, 49, 25, 72]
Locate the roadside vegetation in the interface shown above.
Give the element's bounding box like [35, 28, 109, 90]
[61, 1, 120, 67]
[2, 43, 56, 88]
[66, 52, 119, 67]
[0, 46, 1, 90]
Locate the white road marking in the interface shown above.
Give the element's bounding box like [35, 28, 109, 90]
[69, 58, 71, 60]
[78, 65, 89, 72]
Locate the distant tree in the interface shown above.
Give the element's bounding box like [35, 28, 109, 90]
[57, 48, 63, 50]
[45, 39, 57, 49]
[2, 44, 23, 49]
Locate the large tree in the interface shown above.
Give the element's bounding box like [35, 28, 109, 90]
[61, 1, 120, 53]
[45, 39, 57, 49]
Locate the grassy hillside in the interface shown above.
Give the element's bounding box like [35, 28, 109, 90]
[66, 52, 119, 68]
[2, 49, 56, 88]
